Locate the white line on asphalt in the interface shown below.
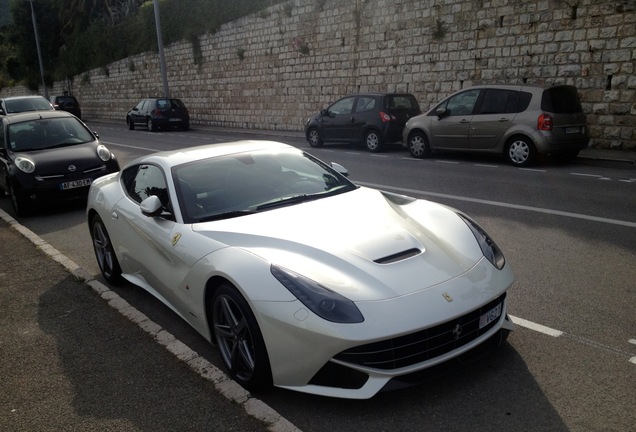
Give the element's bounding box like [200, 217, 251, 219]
[435, 160, 460, 164]
[519, 168, 547, 172]
[629, 339, 636, 345]
[509, 315, 564, 337]
[474, 164, 499, 168]
[356, 181, 636, 228]
[571, 172, 603, 178]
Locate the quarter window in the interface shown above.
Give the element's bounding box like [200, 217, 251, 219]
[354, 97, 376, 113]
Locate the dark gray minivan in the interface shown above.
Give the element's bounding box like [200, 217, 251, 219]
[402, 84, 590, 166]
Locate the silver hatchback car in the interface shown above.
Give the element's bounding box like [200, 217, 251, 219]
[402, 84, 590, 167]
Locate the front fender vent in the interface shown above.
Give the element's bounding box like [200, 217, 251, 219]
[374, 248, 422, 264]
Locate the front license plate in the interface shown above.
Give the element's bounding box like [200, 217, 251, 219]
[169, 118, 181, 122]
[60, 178, 92, 190]
[565, 127, 581, 134]
[479, 303, 502, 329]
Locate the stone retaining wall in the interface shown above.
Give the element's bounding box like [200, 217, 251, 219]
[3, 0, 635, 149]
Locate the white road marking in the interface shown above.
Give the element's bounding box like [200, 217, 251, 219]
[357, 181, 636, 228]
[509, 315, 564, 337]
[474, 164, 499, 168]
[571, 172, 603, 178]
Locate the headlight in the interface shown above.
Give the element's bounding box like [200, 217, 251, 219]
[271, 265, 364, 323]
[458, 214, 506, 270]
[96, 144, 112, 162]
[14, 157, 35, 173]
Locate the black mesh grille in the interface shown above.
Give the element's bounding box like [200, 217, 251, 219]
[334, 293, 506, 370]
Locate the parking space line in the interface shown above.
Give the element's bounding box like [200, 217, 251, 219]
[509, 315, 564, 337]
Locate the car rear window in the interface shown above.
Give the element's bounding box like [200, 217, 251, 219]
[541, 86, 583, 113]
[386, 95, 419, 111]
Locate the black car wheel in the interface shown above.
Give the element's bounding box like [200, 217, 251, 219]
[147, 118, 156, 132]
[307, 127, 323, 147]
[408, 131, 431, 158]
[364, 130, 382, 152]
[127, 116, 134, 130]
[8, 181, 30, 217]
[506, 136, 536, 167]
[90, 214, 124, 285]
[212, 284, 272, 391]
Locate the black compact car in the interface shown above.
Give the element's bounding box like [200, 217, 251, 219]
[0, 95, 54, 115]
[126, 98, 190, 131]
[50, 95, 82, 119]
[304, 93, 421, 152]
[0, 111, 119, 216]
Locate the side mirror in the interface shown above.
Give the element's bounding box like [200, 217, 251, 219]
[436, 107, 448, 118]
[140, 195, 164, 217]
[93, 131, 100, 139]
[320, 108, 329, 116]
[330, 162, 349, 177]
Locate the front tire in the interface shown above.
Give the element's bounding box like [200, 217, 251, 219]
[90, 214, 124, 285]
[307, 127, 323, 147]
[408, 131, 431, 158]
[212, 284, 272, 391]
[8, 181, 30, 217]
[364, 130, 382, 152]
[506, 136, 536, 167]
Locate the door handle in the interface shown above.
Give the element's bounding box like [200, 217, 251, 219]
[459, 119, 469, 124]
[498, 118, 510, 122]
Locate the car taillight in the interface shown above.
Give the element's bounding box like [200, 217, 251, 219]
[380, 111, 393, 123]
[538, 113, 552, 131]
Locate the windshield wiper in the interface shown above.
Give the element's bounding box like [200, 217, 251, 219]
[256, 194, 322, 211]
[197, 210, 257, 222]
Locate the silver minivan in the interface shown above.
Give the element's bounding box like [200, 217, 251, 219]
[402, 84, 590, 167]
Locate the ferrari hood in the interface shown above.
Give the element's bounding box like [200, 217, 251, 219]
[193, 187, 487, 301]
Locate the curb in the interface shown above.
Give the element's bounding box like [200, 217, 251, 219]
[0, 208, 302, 432]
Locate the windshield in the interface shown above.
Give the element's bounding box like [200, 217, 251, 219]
[173, 148, 356, 223]
[8, 117, 95, 151]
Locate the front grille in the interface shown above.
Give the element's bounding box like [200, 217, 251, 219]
[333, 293, 506, 370]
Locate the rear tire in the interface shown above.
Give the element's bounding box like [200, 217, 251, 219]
[364, 130, 382, 152]
[506, 136, 536, 167]
[212, 284, 272, 391]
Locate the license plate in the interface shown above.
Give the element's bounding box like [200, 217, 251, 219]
[169, 118, 181, 122]
[565, 127, 581, 134]
[479, 303, 502, 329]
[60, 178, 92, 190]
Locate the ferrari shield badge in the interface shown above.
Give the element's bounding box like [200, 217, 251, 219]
[171, 233, 182, 246]
[442, 292, 453, 302]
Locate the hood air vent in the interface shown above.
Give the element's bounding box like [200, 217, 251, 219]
[374, 248, 422, 264]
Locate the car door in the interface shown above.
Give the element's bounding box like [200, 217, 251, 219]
[130, 100, 148, 125]
[321, 96, 356, 142]
[112, 163, 195, 314]
[428, 89, 481, 150]
[469, 89, 518, 150]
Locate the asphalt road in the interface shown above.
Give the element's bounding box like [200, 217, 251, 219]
[2, 121, 635, 432]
